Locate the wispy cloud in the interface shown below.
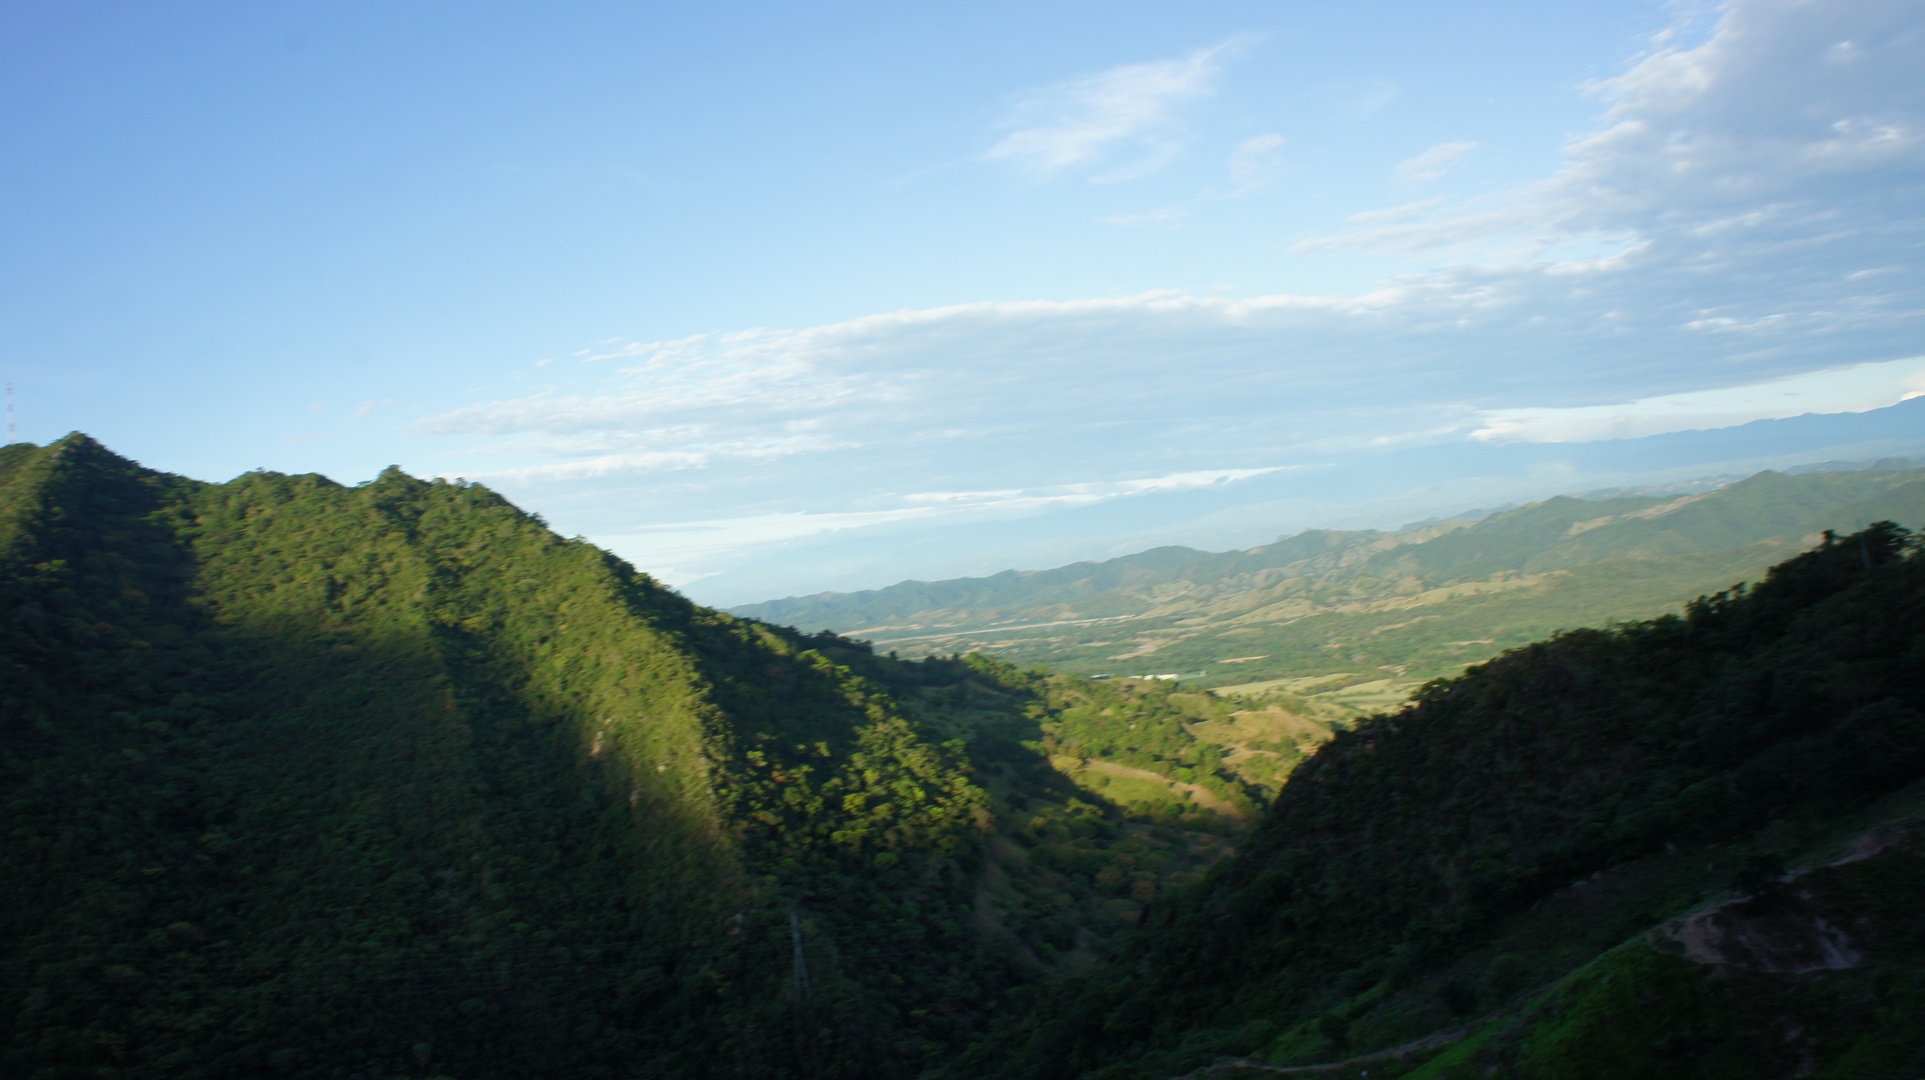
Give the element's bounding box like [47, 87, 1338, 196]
[1097, 206, 1191, 227]
[1298, 0, 1925, 258]
[408, 0, 1925, 590]
[1472, 356, 1925, 442]
[1346, 198, 1446, 225]
[586, 468, 1290, 587]
[1307, 79, 1397, 119]
[1096, 129, 1284, 224]
[1393, 140, 1478, 182]
[1226, 133, 1287, 195]
[414, 234, 1920, 496]
[986, 38, 1250, 181]
[899, 467, 1288, 511]
[592, 508, 944, 583]
[439, 432, 850, 482]
[351, 398, 395, 420]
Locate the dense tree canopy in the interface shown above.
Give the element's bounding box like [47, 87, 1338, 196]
[5, 434, 1921, 1080]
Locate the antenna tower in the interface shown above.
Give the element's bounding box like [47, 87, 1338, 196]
[6, 383, 13, 441]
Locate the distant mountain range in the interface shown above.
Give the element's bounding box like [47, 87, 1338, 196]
[680, 399, 1925, 606]
[733, 464, 1925, 696]
[955, 520, 1925, 1080]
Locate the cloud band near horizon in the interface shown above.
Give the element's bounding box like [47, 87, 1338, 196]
[408, 0, 1923, 573]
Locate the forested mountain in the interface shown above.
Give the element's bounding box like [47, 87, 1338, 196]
[0, 435, 1258, 1079]
[6, 434, 1923, 1080]
[732, 467, 1925, 699]
[954, 521, 1925, 1080]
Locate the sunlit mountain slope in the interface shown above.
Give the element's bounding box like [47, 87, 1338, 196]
[953, 522, 1925, 1080]
[734, 467, 1925, 705]
[0, 435, 1249, 1079]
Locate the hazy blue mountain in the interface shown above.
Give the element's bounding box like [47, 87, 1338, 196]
[732, 466, 1925, 692]
[684, 398, 1925, 605]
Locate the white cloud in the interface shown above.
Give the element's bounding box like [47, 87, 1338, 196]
[440, 433, 845, 483]
[444, 451, 713, 482]
[351, 398, 395, 419]
[418, 223, 1921, 500]
[986, 39, 1246, 181]
[595, 509, 943, 585]
[1097, 205, 1191, 227]
[1347, 198, 1446, 225]
[1393, 140, 1477, 182]
[1226, 133, 1287, 195]
[900, 467, 1288, 511]
[1307, 79, 1397, 119]
[409, 0, 1925, 585]
[1472, 355, 1925, 442]
[1300, 0, 1925, 258]
[590, 468, 1289, 586]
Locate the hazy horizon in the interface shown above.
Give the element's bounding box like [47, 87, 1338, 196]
[692, 402, 1924, 606]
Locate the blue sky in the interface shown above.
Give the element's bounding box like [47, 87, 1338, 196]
[5, 0, 1923, 603]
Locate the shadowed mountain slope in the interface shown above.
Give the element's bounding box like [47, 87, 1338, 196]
[9, 435, 1924, 1080]
[1, 435, 1193, 1079]
[951, 522, 1925, 1080]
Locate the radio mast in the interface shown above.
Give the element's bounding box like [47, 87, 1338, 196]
[6, 383, 12, 441]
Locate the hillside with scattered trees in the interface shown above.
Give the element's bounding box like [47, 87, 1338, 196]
[954, 520, 1925, 1080]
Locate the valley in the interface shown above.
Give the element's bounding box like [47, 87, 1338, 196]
[737, 466, 1925, 718]
[3, 435, 1922, 1079]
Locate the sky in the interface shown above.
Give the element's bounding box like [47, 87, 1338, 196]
[4, 0, 1923, 604]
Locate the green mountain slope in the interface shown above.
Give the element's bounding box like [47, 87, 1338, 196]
[0, 436, 1258, 1079]
[10, 435, 1923, 1080]
[731, 468, 1925, 701]
[953, 522, 1925, 1080]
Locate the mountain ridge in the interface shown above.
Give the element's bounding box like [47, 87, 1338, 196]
[950, 520, 1925, 1080]
[7, 434, 1924, 1079]
[731, 467, 1925, 697]
[736, 467, 1924, 628]
[0, 435, 1051, 1077]
[1, 433, 1335, 1079]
